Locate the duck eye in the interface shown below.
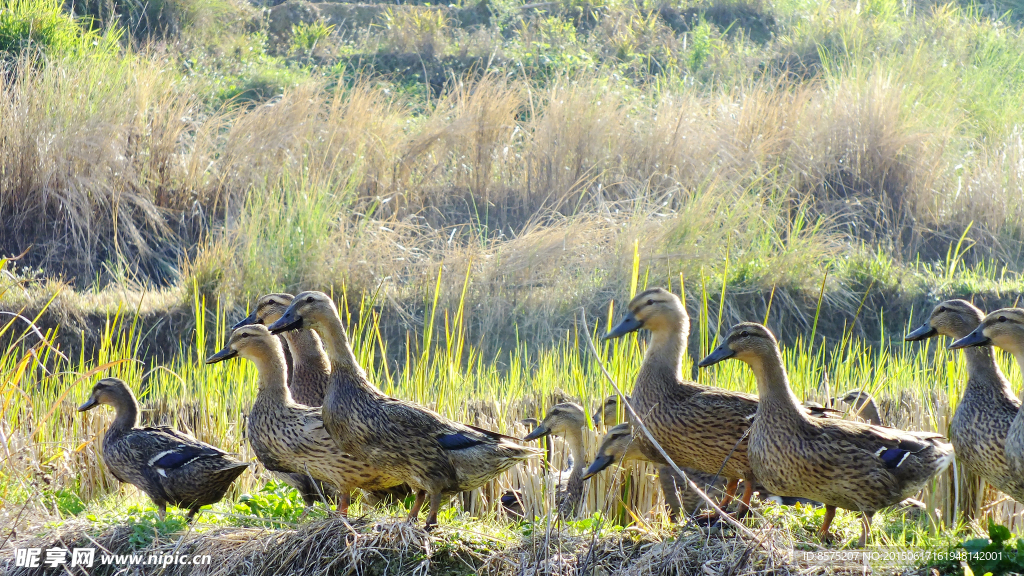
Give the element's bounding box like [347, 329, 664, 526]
[647, 299, 654, 306]
[740, 331, 750, 338]
[306, 297, 314, 303]
[937, 307, 946, 314]
[999, 316, 1008, 323]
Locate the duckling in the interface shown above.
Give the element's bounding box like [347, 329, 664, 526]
[908, 301, 1024, 503]
[699, 323, 954, 547]
[206, 325, 406, 515]
[523, 403, 588, 517]
[950, 308, 1024, 483]
[268, 291, 539, 529]
[604, 288, 759, 515]
[582, 423, 725, 520]
[234, 293, 329, 406]
[77, 378, 250, 520]
[834, 390, 883, 426]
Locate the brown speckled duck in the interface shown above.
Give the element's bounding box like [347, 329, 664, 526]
[206, 325, 405, 514]
[908, 300, 1024, 503]
[234, 293, 330, 406]
[950, 308, 1024, 486]
[233, 293, 339, 506]
[523, 403, 588, 517]
[582, 423, 725, 520]
[700, 323, 955, 547]
[268, 291, 539, 529]
[77, 378, 250, 520]
[604, 288, 758, 515]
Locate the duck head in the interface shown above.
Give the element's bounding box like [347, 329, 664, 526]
[604, 288, 689, 340]
[906, 299, 985, 342]
[267, 291, 338, 335]
[78, 377, 134, 412]
[582, 423, 641, 480]
[950, 308, 1024, 356]
[697, 322, 778, 368]
[593, 394, 624, 427]
[524, 403, 587, 442]
[233, 293, 295, 330]
[206, 324, 282, 365]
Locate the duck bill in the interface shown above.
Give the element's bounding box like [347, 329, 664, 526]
[523, 425, 551, 442]
[904, 323, 937, 342]
[603, 312, 642, 340]
[205, 345, 238, 364]
[232, 311, 258, 331]
[949, 329, 991, 350]
[582, 454, 614, 480]
[77, 397, 98, 412]
[268, 310, 303, 334]
[697, 345, 735, 368]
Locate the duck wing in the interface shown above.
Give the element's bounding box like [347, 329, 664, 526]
[816, 419, 951, 471]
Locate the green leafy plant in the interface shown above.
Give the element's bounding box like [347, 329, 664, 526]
[290, 19, 334, 55]
[0, 0, 120, 56]
[929, 520, 1024, 575]
[235, 481, 319, 525]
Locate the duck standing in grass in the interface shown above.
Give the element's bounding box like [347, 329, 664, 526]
[603, 288, 759, 515]
[699, 323, 954, 547]
[523, 403, 589, 517]
[907, 300, 1024, 503]
[206, 324, 406, 515]
[77, 378, 250, 521]
[269, 291, 539, 529]
[232, 293, 339, 506]
[950, 308, 1024, 483]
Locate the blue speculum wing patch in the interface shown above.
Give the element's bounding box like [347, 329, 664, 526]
[437, 433, 484, 451]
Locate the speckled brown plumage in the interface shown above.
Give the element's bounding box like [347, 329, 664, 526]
[523, 403, 588, 518]
[701, 322, 954, 547]
[950, 307, 1024, 486]
[582, 423, 725, 520]
[604, 288, 758, 511]
[268, 291, 539, 528]
[906, 300, 1024, 502]
[77, 378, 250, 520]
[232, 293, 341, 506]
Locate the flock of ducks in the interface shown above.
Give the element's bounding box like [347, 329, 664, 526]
[75, 288, 1024, 546]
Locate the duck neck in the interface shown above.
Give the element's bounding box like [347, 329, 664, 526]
[748, 349, 805, 420]
[961, 344, 1016, 401]
[639, 326, 685, 385]
[313, 315, 380, 396]
[564, 427, 586, 498]
[250, 345, 292, 405]
[281, 329, 330, 375]
[109, 393, 140, 433]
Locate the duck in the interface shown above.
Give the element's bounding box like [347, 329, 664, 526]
[77, 378, 250, 520]
[230, 293, 341, 507]
[523, 403, 589, 517]
[205, 324, 406, 515]
[833, 390, 883, 426]
[908, 300, 1024, 503]
[604, 288, 760, 515]
[268, 291, 539, 529]
[234, 293, 330, 406]
[950, 308, 1024, 485]
[699, 322, 954, 547]
[582, 423, 726, 520]
[593, 395, 626, 428]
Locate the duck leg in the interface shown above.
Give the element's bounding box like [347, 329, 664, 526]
[857, 512, 874, 548]
[335, 492, 351, 516]
[407, 490, 426, 521]
[423, 493, 443, 530]
[733, 481, 754, 519]
[186, 507, 200, 523]
[717, 479, 740, 509]
[158, 503, 167, 521]
[818, 505, 837, 544]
